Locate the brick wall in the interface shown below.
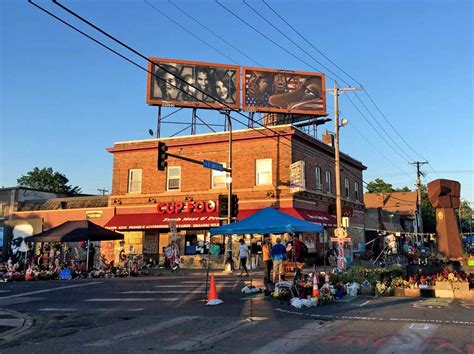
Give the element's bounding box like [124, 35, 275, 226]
[107, 126, 366, 219]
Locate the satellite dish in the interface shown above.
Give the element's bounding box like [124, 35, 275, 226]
[148, 129, 154, 137]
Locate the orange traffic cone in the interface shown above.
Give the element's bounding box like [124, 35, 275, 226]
[206, 274, 223, 306]
[312, 273, 319, 299]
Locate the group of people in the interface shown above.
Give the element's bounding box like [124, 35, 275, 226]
[153, 64, 237, 104]
[237, 234, 307, 283]
[245, 71, 324, 112]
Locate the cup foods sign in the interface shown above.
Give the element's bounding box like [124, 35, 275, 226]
[156, 200, 217, 214]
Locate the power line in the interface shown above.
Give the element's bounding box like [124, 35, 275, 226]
[262, 0, 362, 87]
[242, 0, 349, 85]
[30, 0, 305, 156]
[143, 0, 237, 64]
[167, 0, 264, 67]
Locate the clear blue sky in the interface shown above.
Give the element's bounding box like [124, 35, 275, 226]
[1, 0, 472, 203]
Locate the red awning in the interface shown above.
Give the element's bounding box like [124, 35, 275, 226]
[237, 207, 336, 227]
[105, 212, 220, 231]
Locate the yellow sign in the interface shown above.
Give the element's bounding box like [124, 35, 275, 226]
[334, 228, 347, 238]
[437, 211, 444, 222]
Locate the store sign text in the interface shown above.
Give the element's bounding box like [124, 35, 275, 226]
[157, 200, 217, 214]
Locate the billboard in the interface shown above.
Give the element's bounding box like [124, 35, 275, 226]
[243, 67, 326, 116]
[147, 58, 240, 110]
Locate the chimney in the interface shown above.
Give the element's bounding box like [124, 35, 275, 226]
[322, 130, 334, 147]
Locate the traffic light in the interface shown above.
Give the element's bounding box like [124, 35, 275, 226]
[157, 142, 168, 171]
[218, 194, 229, 218]
[231, 194, 239, 218]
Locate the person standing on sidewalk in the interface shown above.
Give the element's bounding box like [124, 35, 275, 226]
[262, 237, 272, 282]
[238, 239, 250, 277]
[271, 238, 287, 283]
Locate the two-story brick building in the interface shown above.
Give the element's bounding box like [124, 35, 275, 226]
[103, 124, 366, 266]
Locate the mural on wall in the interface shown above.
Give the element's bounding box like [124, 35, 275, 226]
[3, 219, 42, 263]
[243, 67, 326, 117]
[147, 58, 240, 110]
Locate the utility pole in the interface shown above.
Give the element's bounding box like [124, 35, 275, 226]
[327, 81, 363, 269]
[410, 161, 428, 241]
[97, 188, 109, 195]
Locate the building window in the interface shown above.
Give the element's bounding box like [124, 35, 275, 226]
[212, 163, 227, 189]
[355, 181, 360, 201]
[325, 170, 331, 193]
[167, 166, 181, 190]
[128, 169, 142, 193]
[344, 177, 350, 199]
[315, 167, 322, 190]
[256, 158, 272, 185]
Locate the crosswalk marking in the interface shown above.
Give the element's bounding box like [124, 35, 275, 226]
[86, 298, 157, 302]
[39, 308, 78, 312]
[154, 285, 235, 288]
[122, 290, 206, 294]
[165, 318, 258, 351]
[85, 316, 199, 347]
[251, 321, 332, 354]
[0, 282, 100, 300]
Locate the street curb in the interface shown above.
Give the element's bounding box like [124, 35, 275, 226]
[0, 309, 34, 345]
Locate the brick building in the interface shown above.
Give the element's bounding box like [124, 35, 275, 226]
[104, 124, 366, 266]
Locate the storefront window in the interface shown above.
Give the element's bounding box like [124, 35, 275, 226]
[256, 158, 272, 185]
[167, 166, 181, 190]
[128, 169, 142, 193]
[211, 163, 227, 189]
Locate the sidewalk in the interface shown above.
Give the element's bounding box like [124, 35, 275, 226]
[148, 268, 264, 277]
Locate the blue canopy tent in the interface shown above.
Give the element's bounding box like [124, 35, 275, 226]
[210, 207, 324, 235]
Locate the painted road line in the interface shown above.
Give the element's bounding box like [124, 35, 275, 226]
[86, 298, 157, 302]
[0, 318, 25, 327]
[165, 318, 258, 351]
[0, 297, 45, 306]
[39, 308, 78, 312]
[359, 300, 372, 307]
[252, 320, 334, 354]
[0, 290, 12, 293]
[180, 280, 242, 284]
[154, 285, 236, 288]
[0, 282, 101, 300]
[376, 323, 439, 354]
[276, 308, 474, 326]
[122, 290, 206, 294]
[85, 316, 199, 347]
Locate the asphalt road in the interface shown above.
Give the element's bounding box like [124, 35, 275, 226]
[0, 272, 473, 353]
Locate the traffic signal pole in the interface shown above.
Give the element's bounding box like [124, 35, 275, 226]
[225, 111, 234, 272]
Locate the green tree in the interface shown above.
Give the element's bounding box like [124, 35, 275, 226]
[365, 178, 394, 193]
[394, 186, 412, 192]
[458, 200, 473, 233]
[17, 167, 82, 195]
[420, 185, 436, 233]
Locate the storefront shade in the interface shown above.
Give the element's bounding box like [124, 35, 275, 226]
[210, 207, 324, 235]
[24, 220, 124, 243]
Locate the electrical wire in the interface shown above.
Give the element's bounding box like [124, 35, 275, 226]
[167, 0, 264, 67]
[242, 0, 348, 85]
[262, 0, 363, 87]
[143, 0, 238, 64]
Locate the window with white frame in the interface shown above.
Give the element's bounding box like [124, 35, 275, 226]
[167, 166, 181, 190]
[344, 177, 350, 199]
[256, 158, 272, 185]
[355, 181, 360, 201]
[128, 169, 142, 193]
[315, 167, 322, 190]
[211, 163, 227, 189]
[325, 170, 332, 193]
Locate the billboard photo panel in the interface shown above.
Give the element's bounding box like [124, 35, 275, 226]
[147, 58, 240, 110]
[243, 67, 326, 116]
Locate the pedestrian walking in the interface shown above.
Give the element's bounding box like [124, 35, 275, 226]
[238, 239, 250, 277]
[271, 238, 287, 283]
[262, 237, 272, 282]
